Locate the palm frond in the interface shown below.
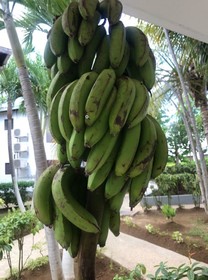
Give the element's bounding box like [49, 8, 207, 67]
[15, 9, 51, 49]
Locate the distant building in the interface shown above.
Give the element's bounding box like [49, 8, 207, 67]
[0, 100, 56, 182]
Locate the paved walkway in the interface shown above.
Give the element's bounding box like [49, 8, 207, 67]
[0, 199, 207, 279]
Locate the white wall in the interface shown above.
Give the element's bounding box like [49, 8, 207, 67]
[0, 108, 55, 183]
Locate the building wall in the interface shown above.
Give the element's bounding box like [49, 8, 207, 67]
[0, 108, 56, 183]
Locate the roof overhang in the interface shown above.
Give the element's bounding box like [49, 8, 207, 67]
[122, 0, 208, 44]
[0, 46, 12, 68]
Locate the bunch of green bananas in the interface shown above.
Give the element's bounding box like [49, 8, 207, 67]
[33, 0, 168, 254]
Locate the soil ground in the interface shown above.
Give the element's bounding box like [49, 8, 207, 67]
[13, 255, 129, 280]
[7, 206, 208, 279]
[121, 206, 208, 264]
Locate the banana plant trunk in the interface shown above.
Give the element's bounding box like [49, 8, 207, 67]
[2, 5, 64, 280]
[74, 188, 105, 280]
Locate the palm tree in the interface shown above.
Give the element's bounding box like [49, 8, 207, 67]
[0, 1, 64, 279]
[139, 21, 208, 211]
[163, 28, 208, 212]
[141, 22, 208, 146]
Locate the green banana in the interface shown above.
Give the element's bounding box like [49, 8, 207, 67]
[128, 115, 157, 178]
[129, 159, 153, 209]
[85, 130, 119, 175]
[57, 51, 75, 74]
[78, 11, 101, 46]
[69, 71, 98, 132]
[50, 63, 58, 80]
[98, 0, 123, 25]
[109, 179, 131, 213]
[126, 59, 143, 82]
[44, 39, 57, 69]
[56, 143, 68, 164]
[78, 0, 98, 20]
[53, 204, 73, 249]
[109, 20, 126, 68]
[66, 140, 82, 169]
[68, 36, 85, 63]
[68, 224, 81, 258]
[114, 40, 130, 77]
[84, 86, 117, 148]
[68, 128, 85, 160]
[109, 75, 136, 135]
[98, 0, 109, 20]
[87, 144, 118, 192]
[46, 70, 77, 108]
[127, 79, 150, 128]
[108, 0, 123, 25]
[52, 165, 100, 233]
[58, 80, 78, 142]
[85, 68, 116, 126]
[114, 123, 141, 176]
[33, 163, 59, 226]
[98, 201, 111, 247]
[105, 170, 127, 199]
[62, 1, 81, 38]
[126, 26, 150, 67]
[148, 115, 168, 179]
[92, 35, 110, 74]
[139, 48, 156, 91]
[50, 16, 68, 57]
[78, 24, 106, 76]
[49, 86, 67, 145]
[109, 210, 120, 237]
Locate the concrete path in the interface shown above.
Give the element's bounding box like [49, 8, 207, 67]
[0, 198, 207, 279]
[103, 231, 208, 278]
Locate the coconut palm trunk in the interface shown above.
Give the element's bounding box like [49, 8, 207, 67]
[164, 28, 208, 211]
[175, 90, 206, 206]
[1, 2, 64, 279]
[198, 88, 208, 147]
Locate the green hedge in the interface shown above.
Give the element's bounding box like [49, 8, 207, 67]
[0, 181, 34, 208]
[152, 162, 200, 197]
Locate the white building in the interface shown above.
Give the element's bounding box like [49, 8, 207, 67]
[0, 100, 56, 183]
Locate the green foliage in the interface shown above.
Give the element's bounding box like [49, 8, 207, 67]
[25, 54, 50, 114]
[167, 115, 191, 164]
[0, 209, 41, 260]
[153, 162, 201, 197]
[113, 264, 146, 280]
[26, 256, 49, 271]
[188, 220, 208, 244]
[0, 198, 5, 207]
[122, 217, 135, 228]
[0, 58, 21, 105]
[171, 231, 184, 243]
[0, 181, 34, 208]
[147, 262, 208, 280]
[114, 262, 208, 280]
[2, 208, 41, 238]
[161, 204, 176, 221]
[165, 162, 197, 174]
[145, 224, 158, 235]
